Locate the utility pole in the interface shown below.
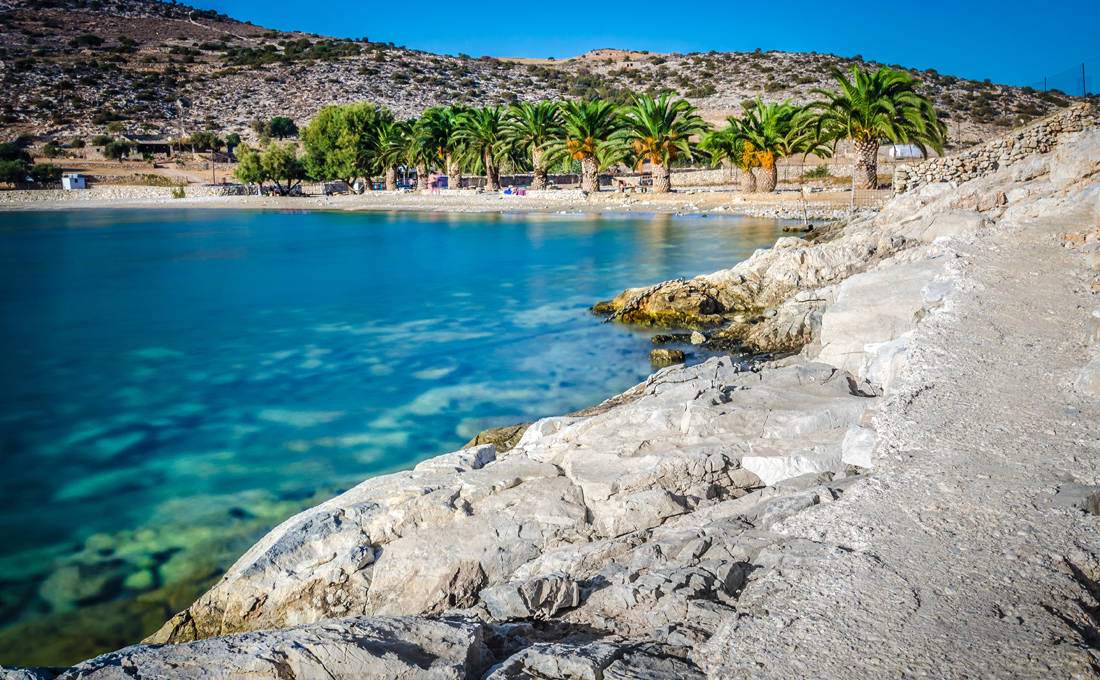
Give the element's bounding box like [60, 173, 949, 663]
[176, 99, 185, 155]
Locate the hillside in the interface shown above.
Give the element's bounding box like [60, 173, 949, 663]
[0, 0, 1085, 148]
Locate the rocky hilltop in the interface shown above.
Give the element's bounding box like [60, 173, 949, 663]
[3, 108, 1097, 679]
[0, 0, 1087, 145]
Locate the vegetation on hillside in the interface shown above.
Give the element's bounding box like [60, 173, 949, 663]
[0, 0, 1084, 153]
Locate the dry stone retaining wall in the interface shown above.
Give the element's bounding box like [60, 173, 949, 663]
[0, 184, 247, 203]
[893, 104, 1097, 194]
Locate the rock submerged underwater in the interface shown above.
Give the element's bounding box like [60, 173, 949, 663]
[6, 111, 1100, 680]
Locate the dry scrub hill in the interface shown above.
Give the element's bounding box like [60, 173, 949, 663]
[0, 0, 1087, 146]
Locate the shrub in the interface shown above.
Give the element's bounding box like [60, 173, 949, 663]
[801, 164, 831, 179]
[0, 159, 30, 185]
[91, 134, 113, 147]
[68, 34, 103, 48]
[41, 141, 60, 157]
[189, 131, 222, 151]
[268, 116, 298, 138]
[29, 163, 62, 183]
[92, 109, 123, 124]
[71, 138, 86, 149]
[103, 140, 131, 161]
[170, 184, 186, 198]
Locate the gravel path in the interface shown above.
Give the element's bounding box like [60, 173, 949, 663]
[706, 204, 1100, 677]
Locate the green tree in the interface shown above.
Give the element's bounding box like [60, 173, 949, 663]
[0, 160, 29, 186]
[302, 103, 391, 190]
[189, 131, 223, 152]
[233, 147, 265, 186]
[261, 142, 304, 194]
[225, 132, 241, 150]
[0, 143, 32, 164]
[29, 163, 62, 183]
[453, 106, 508, 191]
[726, 98, 814, 192]
[405, 125, 435, 191]
[504, 101, 561, 190]
[41, 141, 61, 158]
[103, 140, 131, 163]
[70, 138, 86, 149]
[699, 127, 759, 193]
[613, 93, 709, 193]
[811, 65, 945, 189]
[376, 119, 413, 191]
[416, 106, 466, 189]
[268, 116, 299, 139]
[91, 135, 113, 147]
[546, 100, 621, 193]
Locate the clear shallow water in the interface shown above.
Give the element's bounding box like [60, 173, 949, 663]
[0, 208, 789, 665]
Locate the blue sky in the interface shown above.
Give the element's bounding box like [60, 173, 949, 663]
[207, 0, 1098, 90]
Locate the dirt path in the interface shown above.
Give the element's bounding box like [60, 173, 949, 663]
[706, 204, 1100, 677]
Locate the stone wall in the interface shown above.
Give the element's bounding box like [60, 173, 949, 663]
[0, 184, 247, 203]
[893, 104, 1098, 194]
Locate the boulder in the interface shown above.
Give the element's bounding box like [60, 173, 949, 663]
[1050, 129, 1100, 189]
[814, 257, 948, 383]
[62, 616, 493, 680]
[479, 572, 580, 620]
[649, 349, 686, 366]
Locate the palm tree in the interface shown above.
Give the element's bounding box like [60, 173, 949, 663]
[546, 100, 621, 194]
[376, 119, 412, 191]
[454, 106, 508, 191]
[417, 106, 466, 189]
[407, 120, 436, 191]
[699, 127, 759, 193]
[729, 99, 810, 193]
[504, 101, 561, 190]
[811, 65, 945, 190]
[613, 93, 709, 194]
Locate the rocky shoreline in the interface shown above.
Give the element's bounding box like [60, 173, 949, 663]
[3, 119, 1099, 678]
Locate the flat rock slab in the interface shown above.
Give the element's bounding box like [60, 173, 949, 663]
[52, 616, 492, 680]
[697, 193, 1100, 677]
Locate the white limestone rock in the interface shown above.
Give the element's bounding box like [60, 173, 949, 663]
[62, 616, 493, 680]
[814, 257, 948, 379]
[1050, 129, 1100, 189]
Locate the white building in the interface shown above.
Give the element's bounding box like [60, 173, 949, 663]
[888, 144, 925, 160]
[61, 173, 87, 190]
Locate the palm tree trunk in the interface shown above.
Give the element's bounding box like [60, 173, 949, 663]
[446, 152, 460, 190]
[580, 154, 598, 193]
[740, 167, 757, 194]
[531, 148, 547, 190]
[652, 163, 671, 193]
[385, 166, 397, 191]
[757, 165, 778, 193]
[483, 149, 500, 191]
[416, 163, 429, 191]
[853, 138, 879, 190]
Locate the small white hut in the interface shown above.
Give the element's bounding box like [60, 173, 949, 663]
[888, 144, 925, 160]
[61, 173, 87, 190]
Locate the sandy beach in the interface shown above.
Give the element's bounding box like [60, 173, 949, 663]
[0, 187, 887, 221]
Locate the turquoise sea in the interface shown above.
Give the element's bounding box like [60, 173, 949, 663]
[0, 208, 789, 665]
